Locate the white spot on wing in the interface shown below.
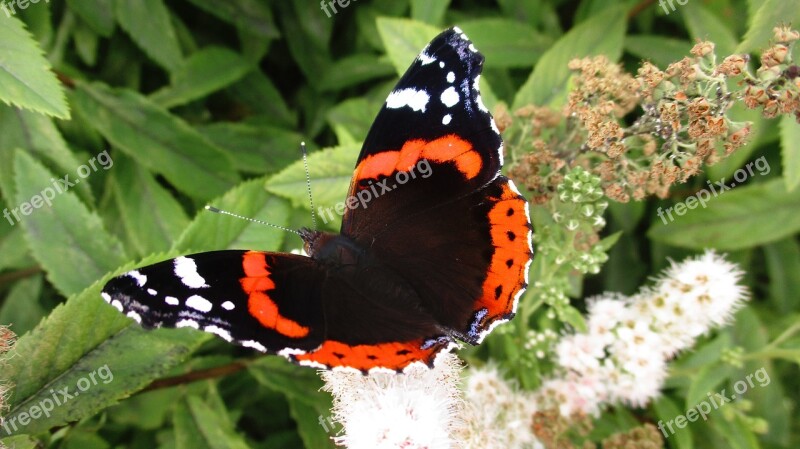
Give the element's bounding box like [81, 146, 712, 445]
[453, 26, 464, 34]
[468, 43, 477, 53]
[440, 86, 459, 108]
[101, 292, 111, 303]
[147, 288, 157, 296]
[297, 359, 328, 370]
[446, 71, 455, 83]
[497, 142, 505, 166]
[174, 257, 209, 288]
[221, 301, 235, 311]
[205, 325, 233, 342]
[127, 270, 147, 287]
[439, 61, 445, 68]
[418, 51, 436, 65]
[176, 319, 199, 329]
[186, 295, 212, 313]
[165, 296, 179, 306]
[126, 311, 142, 323]
[386, 88, 430, 112]
[242, 340, 267, 352]
[442, 114, 452, 125]
[111, 300, 123, 312]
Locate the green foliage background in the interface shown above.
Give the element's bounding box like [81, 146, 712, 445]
[0, 0, 798, 448]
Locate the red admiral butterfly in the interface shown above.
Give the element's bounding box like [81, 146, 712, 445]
[102, 27, 533, 373]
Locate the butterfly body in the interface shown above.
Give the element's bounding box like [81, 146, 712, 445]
[103, 27, 533, 373]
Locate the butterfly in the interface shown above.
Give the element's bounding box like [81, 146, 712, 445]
[102, 27, 533, 374]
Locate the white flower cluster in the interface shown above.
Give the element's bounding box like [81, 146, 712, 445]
[538, 250, 747, 416]
[321, 352, 464, 449]
[454, 366, 543, 449]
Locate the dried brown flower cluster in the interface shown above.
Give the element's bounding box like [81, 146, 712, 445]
[507, 26, 800, 203]
[531, 409, 664, 449]
[0, 325, 16, 417]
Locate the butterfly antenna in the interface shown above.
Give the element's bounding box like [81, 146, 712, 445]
[301, 141, 318, 230]
[204, 206, 302, 236]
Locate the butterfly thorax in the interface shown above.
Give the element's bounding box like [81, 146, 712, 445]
[300, 228, 363, 267]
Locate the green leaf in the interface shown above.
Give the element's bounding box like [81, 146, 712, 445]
[173, 178, 290, 253]
[67, 0, 115, 37]
[61, 430, 110, 449]
[114, 0, 183, 72]
[647, 179, 800, 250]
[0, 435, 38, 449]
[287, 397, 337, 449]
[458, 19, 553, 68]
[0, 257, 208, 436]
[376, 18, 441, 75]
[276, 1, 331, 85]
[625, 35, 692, 69]
[327, 98, 380, 145]
[651, 396, 694, 449]
[512, 5, 626, 109]
[681, 3, 738, 57]
[73, 18, 100, 66]
[0, 16, 69, 119]
[248, 357, 330, 410]
[265, 144, 360, 226]
[12, 150, 127, 296]
[737, 0, 800, 54]
[0, 226, 33, 272]
[150, 47, 253, 109]
[226, 72, 296, 128]
[410, 0, 449, 25]
[685, 363, 734, 410]
[318, 54, 396, 92]
[184, 0, 279, 39]
[197, 123, 305, 175]
[0, 274, 45, 336]
[780, 115, 800, 192]
[0, 105, 94, 207]
[70, 81, 239, 201]
[764, 238, 800, 312]
[173, 396, 252, 449]
[111, 155, 189, 257]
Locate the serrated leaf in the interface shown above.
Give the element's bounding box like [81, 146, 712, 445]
[0, 105, 94, 205]
[0, 435, 38, 449]
[318, 54, 396, 92]
[12, 150, 127, 296]
[150, 47, 253, 109]
[737, 0, 800, 54]
[114, 0, 182, 72]
[0, 16, 69, 118]
[70, 81, 239, 201]
[458, 19, 553, 68]
[184, 0, 279, 39]
[111, 155, 189, 257]
[0, 252, 208, 437]
[0, 225, 33, 272]
[682, 3, 738, 57]
[173, 178, 290, 253]
[625, 35, 692, 69]
[265, 144, 360, 227]
[376, 18, 441, 75]
[512, 5, 626, 109]
[197, 123, 305, 174]
[779, 115, 800, 192]
[647, 179, 800, 250]
[67, 0, 115, 37]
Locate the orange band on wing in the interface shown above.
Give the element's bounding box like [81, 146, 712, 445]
[241, 252, 310, 339]
[477, 182, 532, 320]
[293, 339, 447, 372]
[354, 134, 482, 183]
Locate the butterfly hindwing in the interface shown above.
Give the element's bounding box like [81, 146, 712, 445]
[101, 251, 326, 354]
